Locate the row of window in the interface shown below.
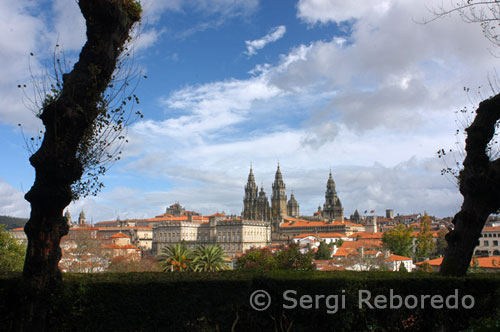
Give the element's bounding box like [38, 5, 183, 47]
[481, 233, 499, 238]
[483, 240, 499, 247]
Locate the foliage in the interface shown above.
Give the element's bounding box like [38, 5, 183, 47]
[414, 212, 436, 260]
[19, 41, 145, 199]
[107, 253, 160, 273]
[2, 271, 500, 331]
[382, 224, 414, 258]
[435, 228, 448, 257]
[191, 245, 229, 272]
[235, 243, 314, 271]
[416, 261, 433, 273]
[235, 247, 277, 271]
[0, 225, 26, 272]
[340, 253, 387, 271]
[156, 242, 193, 272]
[59, 230, 108, 273]
[315, 241, 332, 260]
[275, 243, 315, 271]
[469, 256, 482, 273]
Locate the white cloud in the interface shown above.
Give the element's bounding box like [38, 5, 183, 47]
[297, 0, 391, 24]
[245, 25, 287, 56]
[51, 0, 86, 51]
[0, 180, 30, 218]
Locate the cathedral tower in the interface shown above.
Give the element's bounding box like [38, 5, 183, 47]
[271, 163, 287, 220]
[322, 170, 344, 221]
[287, 191, 299, 217]
[242, 166, 258, 220]
[257, 184, 271, 221]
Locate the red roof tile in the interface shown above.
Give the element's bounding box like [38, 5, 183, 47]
[110, 232, 130, 239]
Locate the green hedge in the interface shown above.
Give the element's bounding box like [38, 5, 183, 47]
[2, 271, 500, 331]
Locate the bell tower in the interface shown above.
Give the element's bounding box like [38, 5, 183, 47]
[271, 163, 287, 220]
[322, 170, 344, 221]
[242, 165, 258, 220]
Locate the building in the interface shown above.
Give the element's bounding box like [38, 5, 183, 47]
[102, 232, 142, 261]
[271, 164, 288, 222]
[287, 192, 299, 218]
[475, 226, 500, 256]
[321, 170, 344, 221]
[279, 217, 365, 238]
[152, 213, 270, 257]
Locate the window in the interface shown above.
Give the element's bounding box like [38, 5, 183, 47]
[484, 240, 489, 246]
[494, 241, 499, 246]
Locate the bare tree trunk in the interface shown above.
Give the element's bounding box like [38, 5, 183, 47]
[16, 1, 140, 331]
[440, 93, 500, 276]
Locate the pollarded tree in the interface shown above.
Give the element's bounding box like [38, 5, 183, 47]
[17, 1, 142, 331]
[440, 94, 500, 276]
[427, 0, 500, 277]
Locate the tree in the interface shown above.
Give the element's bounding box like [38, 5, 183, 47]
[59, 229, 108, 273]
[414, 212, 436, 260]
[276, 243, 315, 271]
[382, 224, 414, 258]
[234, 247, 277, 271]
[315, 241, 332, 260]
[107, 253, 161, 272]
[235, 244, 315, 271]
[157, 242, 193, 272]
[435, 228, 448, 257]
[0, 225, 26, 272]
[439, 94, 500, 276]
[427, 0, 500, 277]
[429, 1, 500, 51]
[17, 1, 141, 331]
[191, 245, 229, 272]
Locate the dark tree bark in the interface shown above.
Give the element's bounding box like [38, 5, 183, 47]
[440, 93, 500, 276]
[16, 1, 140, 331]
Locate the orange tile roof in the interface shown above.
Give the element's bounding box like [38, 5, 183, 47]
[314, 260, 346, 271]
[95, 221, 117, 225]
[95, 226, 152, 230]
[334, 240, 383, 257]
[385, 254, 412, 262]
[11, 227, 24, 231]
[110, 232, 130, 239]
[349, 232, 384, 239]
[416, 256, 500, 269]
[483, 226, 500, 232]
[102, 243, 140, 250]
[281, 219, 364, 228]
[206, 213, 226, 217]
[410, 231, 439, 238]
[294, 232, 346, 239]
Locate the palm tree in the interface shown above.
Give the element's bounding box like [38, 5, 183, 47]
[156, 242, 193, 272]
[192, 245, 229, 272]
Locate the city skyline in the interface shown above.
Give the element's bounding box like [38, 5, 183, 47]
[1, 0, 498, 221]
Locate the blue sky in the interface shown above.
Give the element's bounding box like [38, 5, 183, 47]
[0, 0, 498, 221]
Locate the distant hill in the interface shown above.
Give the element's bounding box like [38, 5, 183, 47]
[0, 215, 28, 230]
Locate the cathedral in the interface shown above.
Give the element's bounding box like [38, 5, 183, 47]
[242, 165, 344, 223]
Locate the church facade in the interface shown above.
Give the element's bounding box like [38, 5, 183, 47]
[241, 165, 361, 240]
[242, 165, 345, 223]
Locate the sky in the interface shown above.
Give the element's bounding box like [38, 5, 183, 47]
[0, 0, 498, 222]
